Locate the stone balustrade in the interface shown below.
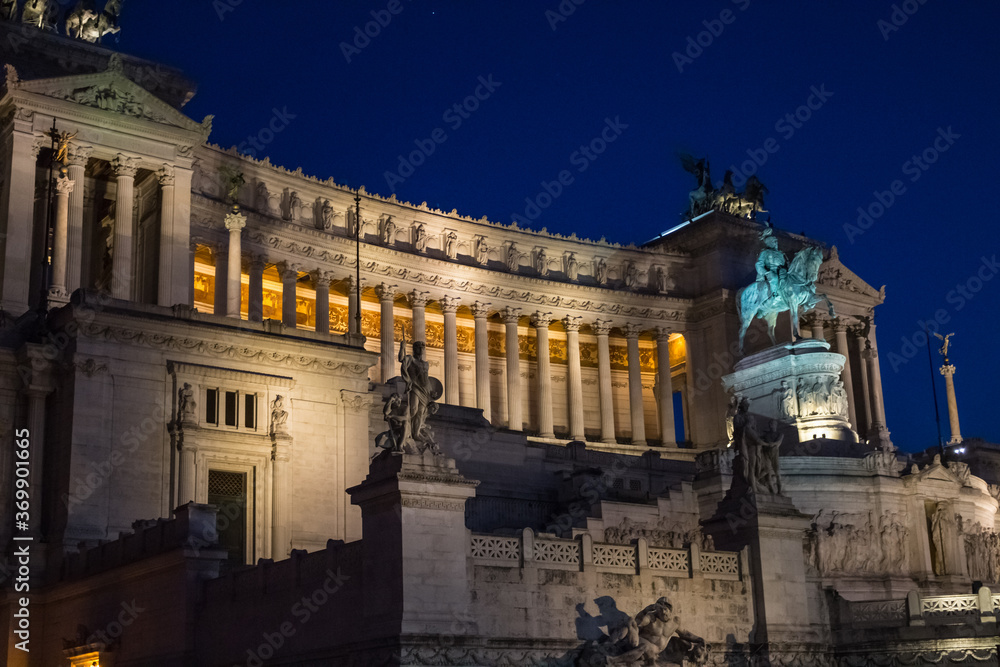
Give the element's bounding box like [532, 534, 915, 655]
[844, 589, 998, 628]
[469, 529, 743, 581]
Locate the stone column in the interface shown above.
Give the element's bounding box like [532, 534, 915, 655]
[868, 323, 888, 430]
[853, 329, 871, 435]
[1, 122, 39, 314]
[177, 402, 199, 506]
[811, 316, 826, 343]
[271, 431, 292, 559]
[472, 301, 491, 422]
[110, 155, 138, 300]
[409, 290, 429, 345]
[834, 321, 858, 430]
[313, 270, 332, 334]
[565, 316, 585, 441]
[940, 364, 962, 444]
[156, 166, 177, 306]
[279, 262, 301, 328]
[65, 146, 91, 294]
[246, 254, 265, 322]
[502, 307, 523, 431]
[376, 283, 397, 381]
[441, 296, 460, 405]
[625, 324, 646, 446]
[593, 320, 616, 444]
[347, 276, 360, 335]
[532, 313, 555, 438]
[47, 174, 75, 303]
[224, 210, 247, 318]
[212, 244, 227, 316]
[863, 342, 892, 448]
[655, 327, 677, 447]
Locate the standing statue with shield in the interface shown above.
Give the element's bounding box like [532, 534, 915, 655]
[737, 226, 836, 353]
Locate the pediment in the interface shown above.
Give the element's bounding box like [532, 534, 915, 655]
[818, 247, 884, 303]
[906, 456, 972, 487]
[9, 62, 211, 136]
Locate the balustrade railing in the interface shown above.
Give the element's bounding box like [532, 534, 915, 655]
[469, 530, 743, 581]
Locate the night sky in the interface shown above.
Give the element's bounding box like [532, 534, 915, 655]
[106, 1, 998, 452]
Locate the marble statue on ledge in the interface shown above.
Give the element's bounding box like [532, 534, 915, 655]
[178, 383, 196, 422]
[269, 395, 288, 435]
[736, 226, 835, 353]
[732, 397, 783, 496]
[375, 337, 444, 457]
[573, 596, 707, 666]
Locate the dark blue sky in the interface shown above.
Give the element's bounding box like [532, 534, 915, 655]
[112, 1, 998, 451]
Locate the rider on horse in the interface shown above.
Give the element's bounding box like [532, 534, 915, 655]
[755, 227, 787, 303]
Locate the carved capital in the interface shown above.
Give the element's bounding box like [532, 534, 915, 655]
[374, 283, 396, 302]
[408, 290, 430, 309]
[531, 312, 553, 329]
[66, 144, 93, 167]
[158, 165, 176, 187]
[439, 295, 459, 313]
[563, 315, 582, 333]
[592, 319, 613, 337]
[311, 269, 334, 287]
[655, 325, 673, 342]
[471, 301, 490, 319]
[940, 364, 956, 378]
[277, 262, 302, 282]
[501, 307, 522, 324]
[624, 323, 644, 340]
[112, 154, 139, 178]
[55, 175, 75, 196]
[224, 211, 247, 233]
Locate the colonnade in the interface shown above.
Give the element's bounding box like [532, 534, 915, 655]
[803, 314, 888, 440]
[200, 221, 682, 446]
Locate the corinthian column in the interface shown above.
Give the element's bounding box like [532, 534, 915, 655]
[247, 254, 265, 322]
[564, 316, 585, 441]
[593, 320, 616, 444]
[313, 270, 332, 334]
[212, 243, 227, 316]
[811, 315, 826, 343]
[157, 166, 176, 306]
[376, 283, 397, 381]
[65, 145, 91, 294]
[225, 210, 247, 318]
[655, 327, 676, 447]
[853, 328, 871, 436]
[834, 321, 858, 430]
[111, 155, 138, 300]
[279, 262, 301, 327]
[532, 312, 555, 438]
[940, 363, 962, 445]
[441, 296, 460, 404]
[409, 290, 429, 345]
[502, 307, 523, 431]
[863, 342, 892, 449]
[47, 173, 75, 303]
[472, 301, 491, 422]
[625, 324, 646, 446]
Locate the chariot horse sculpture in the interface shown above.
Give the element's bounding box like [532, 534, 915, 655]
[737, 243, 835, 353]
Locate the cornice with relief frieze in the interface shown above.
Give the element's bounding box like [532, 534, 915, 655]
[8, 90, 204, 153]
[78, 321, 371, 375]
[166, 361, 296, 388]
[194, 144, 692, 258]
[191, 215, 691, 324]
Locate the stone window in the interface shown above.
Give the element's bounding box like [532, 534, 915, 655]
[204, 388, 258, 431]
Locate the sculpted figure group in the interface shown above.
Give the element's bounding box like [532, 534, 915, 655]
[805, 510, 909, 576]
[575, 596, 707, 666]
[375, 337, 444, 456]
[731, 397, 783, 496]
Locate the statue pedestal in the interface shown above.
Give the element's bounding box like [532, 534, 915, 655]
[725, 339, 857, 445]
[348, 450, 479, 639]
[703, 489, 826, 663]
